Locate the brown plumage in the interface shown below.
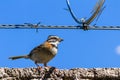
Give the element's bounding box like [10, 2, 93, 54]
[9, 35, 63, 67]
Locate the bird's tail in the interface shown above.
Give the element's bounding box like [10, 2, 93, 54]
[9, 55, 29, 60]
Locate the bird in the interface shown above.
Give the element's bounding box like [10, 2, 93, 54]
[9, 35, 63, 67]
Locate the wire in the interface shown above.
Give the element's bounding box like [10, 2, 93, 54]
[0, 24, 120, 30]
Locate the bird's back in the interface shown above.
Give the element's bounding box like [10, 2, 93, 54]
[28, 42, 57, 63]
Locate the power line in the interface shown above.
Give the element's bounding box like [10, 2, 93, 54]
[0, 24, 120, 30]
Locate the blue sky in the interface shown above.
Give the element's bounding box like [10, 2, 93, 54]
[0, 0, 120, 69]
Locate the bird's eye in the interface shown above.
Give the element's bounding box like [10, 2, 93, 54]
[52, 39, 57, 42]
[48, 39, 57, 42]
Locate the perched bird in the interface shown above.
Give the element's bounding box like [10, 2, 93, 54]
[9, 35, 63, 67]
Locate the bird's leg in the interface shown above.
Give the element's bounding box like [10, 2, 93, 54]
[44, 63, 50, 71]
[44, 63, 52, 70]
[44, 63, 47, 67]
[43, 63, 58, 72]
[35, 62, 42, 70]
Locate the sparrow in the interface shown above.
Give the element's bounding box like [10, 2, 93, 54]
[9, 35, 63, 67]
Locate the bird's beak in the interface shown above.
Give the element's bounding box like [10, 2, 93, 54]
[60, 38, 63, 42]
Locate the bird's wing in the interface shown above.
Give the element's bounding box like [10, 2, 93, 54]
[28, 44, 44, 56]
[28, 42, 52, 56]
[85, 0, 105, 25]
[66, 0, 81, 24]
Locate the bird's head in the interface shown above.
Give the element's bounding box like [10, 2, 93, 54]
[47, 35, 63, 46]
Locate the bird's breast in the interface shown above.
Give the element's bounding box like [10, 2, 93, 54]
[50, 47, 58, 55]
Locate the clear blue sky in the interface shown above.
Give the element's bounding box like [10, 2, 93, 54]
[0, 0, 120, 69]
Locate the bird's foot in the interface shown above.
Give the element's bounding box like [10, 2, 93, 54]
[44, 66, 59, 72]
[37, 66, 43, 70]
[36, 66, 43, 73]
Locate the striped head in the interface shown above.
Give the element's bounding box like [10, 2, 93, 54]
[47, 35, 63, 47]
